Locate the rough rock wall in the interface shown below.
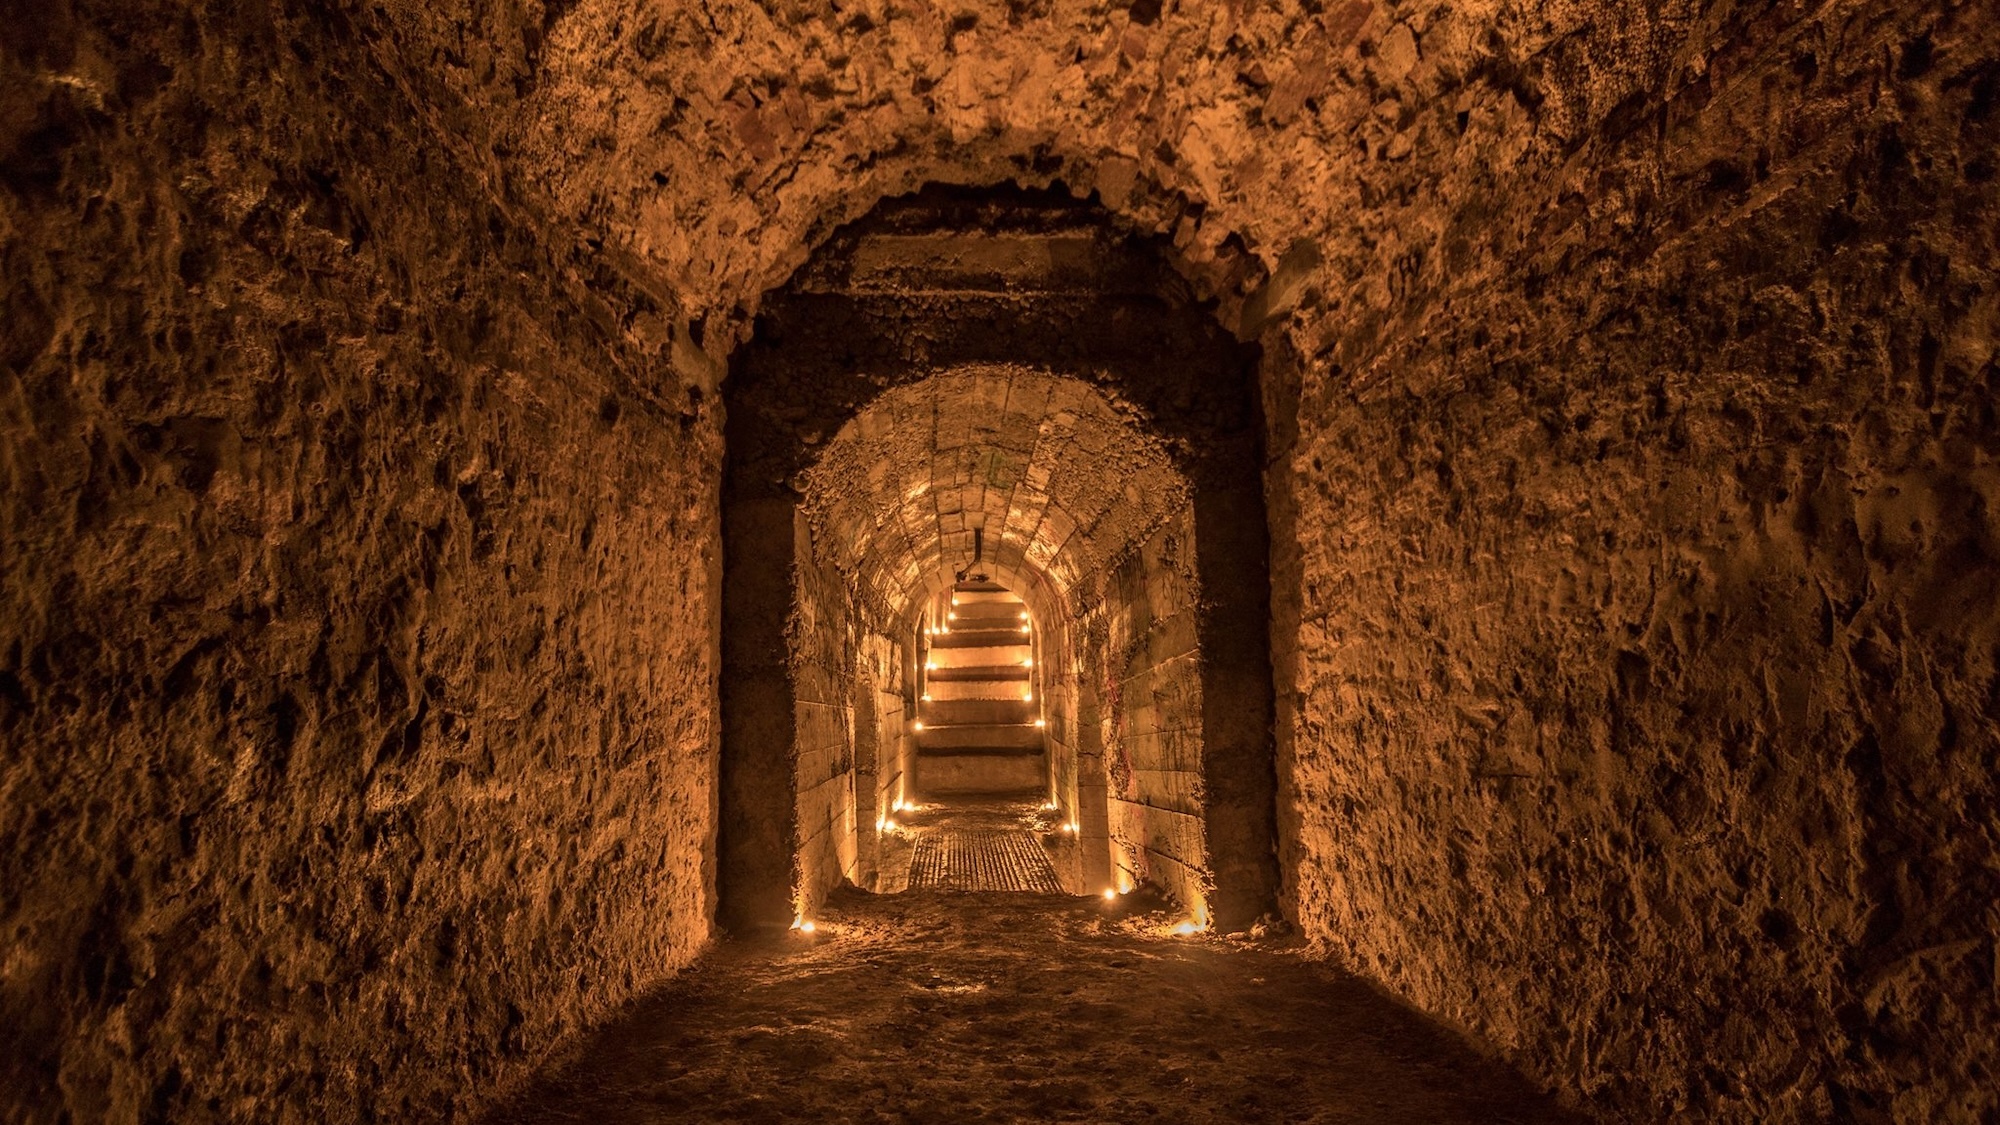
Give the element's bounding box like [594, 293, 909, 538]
[1280, 3, 2000, 1121]
[0, 4, 720, 1121]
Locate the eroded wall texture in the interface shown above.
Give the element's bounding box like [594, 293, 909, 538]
[1279, 5, 2000, 1121]
[9, 0, 2000, 1121]
[1, 4, 721, 1120]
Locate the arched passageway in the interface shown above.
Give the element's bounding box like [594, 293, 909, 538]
[10, 2, 1998, 1122]
[720, 187, 1281, 934]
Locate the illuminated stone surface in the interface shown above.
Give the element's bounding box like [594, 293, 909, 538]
[3, 1, 1997, 1122]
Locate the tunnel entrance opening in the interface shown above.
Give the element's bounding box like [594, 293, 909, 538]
[720, 185, 1280, 935]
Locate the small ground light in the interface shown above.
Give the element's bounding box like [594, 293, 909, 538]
[921, 693, 932, 701]
[1102, 889, 1117, 901]
[792, 917, 816, 934]
[1172, 921, 1199, 936]
[913, 721, 925, 731]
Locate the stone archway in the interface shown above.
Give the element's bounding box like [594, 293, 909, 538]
[718, 184, 1282, 933]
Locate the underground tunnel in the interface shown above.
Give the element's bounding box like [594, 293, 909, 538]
[4, 1, 1999, 1122]
[720, 187, 1278, 935]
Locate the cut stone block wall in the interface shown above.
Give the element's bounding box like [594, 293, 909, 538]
[790, 517, 862, 921]
[1083, 511, 1209, 916]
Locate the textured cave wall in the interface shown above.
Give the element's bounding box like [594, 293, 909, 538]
[9, 0, 1984, 1121]
[1278, 4, 2000, 1122]
[0, 4, 720, 1121]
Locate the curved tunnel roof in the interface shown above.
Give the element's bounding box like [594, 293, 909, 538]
[799, 366, 1187, 621]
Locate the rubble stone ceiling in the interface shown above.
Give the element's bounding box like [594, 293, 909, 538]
[799, 366, 1185, 619]
[495, 0, 1710, 339]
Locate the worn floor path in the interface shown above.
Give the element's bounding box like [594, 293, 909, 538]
[487, 888, 1585, 1124]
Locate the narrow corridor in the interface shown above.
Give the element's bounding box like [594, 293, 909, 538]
[489, 884, 1581, 1125]
[13, 7, 1998, 1120]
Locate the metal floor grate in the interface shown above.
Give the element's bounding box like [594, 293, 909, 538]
[908, 828, 1064, 893]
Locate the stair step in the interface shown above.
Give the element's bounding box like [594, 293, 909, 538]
[915, 723, 1045, 750]
[925, 680, 1035, 701]
[920, 698, 1037, 725]
[929, 645, 1031, 669]
[949, 604, 1028, 621]
[925, 666, 1032, 685]
[930, 627, 1031, 647]
[915, 747, 1044, 795]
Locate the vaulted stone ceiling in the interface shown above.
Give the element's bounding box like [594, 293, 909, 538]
[375, 0, 1720, 353]
[799, 366, 1185, 615]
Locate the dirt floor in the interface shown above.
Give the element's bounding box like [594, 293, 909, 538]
[487, 842, 1587, 1124]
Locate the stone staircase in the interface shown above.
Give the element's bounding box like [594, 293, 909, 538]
[915, 581, 1046, 794]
